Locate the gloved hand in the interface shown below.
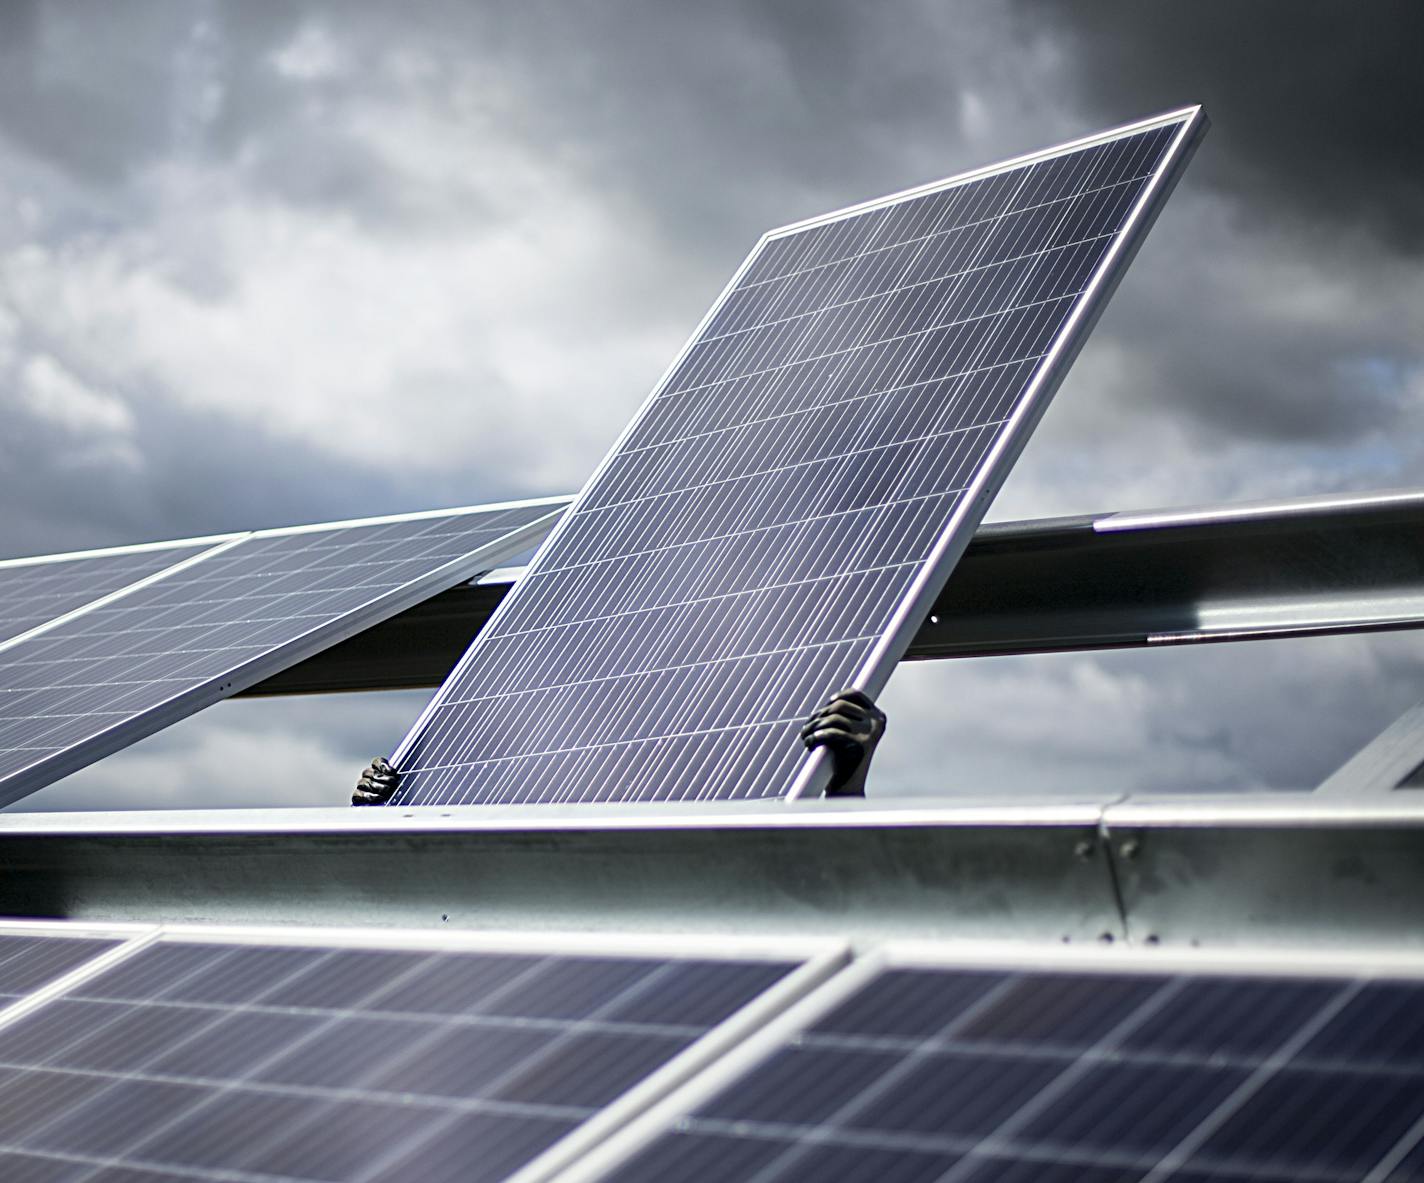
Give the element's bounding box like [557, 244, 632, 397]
[352, 756, 401, 806]
[799, 687, 886, 797]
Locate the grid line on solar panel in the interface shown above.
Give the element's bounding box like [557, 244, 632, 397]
[0, 499, 568, 806]
[732, 145, 1172, 288]
[615, 358, 1037, 468]
[389, 107, 1204, 807]
[0, 541, 236, 651]
[0, 932, 814, 1183]
[652, 289, 1086, 408]
[591, 957, 1424, 1183]
[0, 934, 131, 1006]
[693, 222, 1127, 349]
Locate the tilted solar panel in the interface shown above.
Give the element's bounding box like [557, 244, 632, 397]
[0, 926, 838, 1183]
[0, 933, 126, 1004]
[0, 540, 227, 648]
[0, 499, 568, 807]
[579, 952, 1424, 1182]
[387, 107, 1207, 807]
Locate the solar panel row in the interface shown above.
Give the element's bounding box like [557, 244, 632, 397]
[389, 107, 1206, 808]
[0, 927, 827, 1183]
[0, 542, 232, 651]
[0, 500, 569, 807]
[0, 933, 127, 1005]
[584, 957, 1424, 1182]
[3, 930, 1424, 1183]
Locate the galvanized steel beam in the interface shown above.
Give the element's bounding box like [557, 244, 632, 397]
[3, 797, 1423, 954]
[240, 488, 1424, 695]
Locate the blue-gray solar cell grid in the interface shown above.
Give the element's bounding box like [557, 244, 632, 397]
[0, 504, 561, 804]
[0, 939, 796, 1182]
[0, 936, 121, 1005]
[609, 965, 1424, 1182]
[0, 547, 214, 648]
[390, 113, 1196, 807]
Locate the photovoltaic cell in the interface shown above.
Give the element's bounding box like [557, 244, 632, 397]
[0, 500, 567, 806]
[602, 962, 1424, 1183]
[0, 935, 121, 1003]
[388, 107, 1206, 807]
[0, 544, 219, 648]
[0, 936, 801, 1183]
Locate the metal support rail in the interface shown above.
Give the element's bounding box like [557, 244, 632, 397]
[241, 488, 1424, 695]
[0, 796, 1421, 953]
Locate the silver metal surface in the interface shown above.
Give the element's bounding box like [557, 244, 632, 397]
[1315, 700, 1424, 796]
[0, 797, 1107, 834]
[244, 484, 1424, 695]
[2, 795, 1423, 953]
[1100, 796, 1424, 950]
[0, 799, 1117, 945]
[1097, 486, 1424, 532]
[920, 484, 1424, 655]
[56, 919, 842, 966]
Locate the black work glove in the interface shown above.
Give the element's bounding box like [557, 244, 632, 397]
[799, 687, 886, 797]
[352, 756, 401, 806]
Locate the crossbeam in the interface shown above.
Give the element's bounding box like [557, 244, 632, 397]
[240, 488, 1424, 696]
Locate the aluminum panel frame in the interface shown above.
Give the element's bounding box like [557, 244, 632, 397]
[0, 919, 847, 1183]
[389, 106, 1208, 807]
[555, 938, 1424, 1182]
[0, 497, 571, 807]
[244, 484, 1424, 695]
[0, 535, 245, 657]
[789, 104, 1207, 799]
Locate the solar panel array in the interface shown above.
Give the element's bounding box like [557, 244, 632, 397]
[0, 935, 124, 1005]
[597, 961, 1424, 1182]
[3, 929, 1424, 1183]
[0, 932, 806, 1183]
[389, 107, 1205, 808]
[0, 501, 567, 807]
[0, 544, 221, 648]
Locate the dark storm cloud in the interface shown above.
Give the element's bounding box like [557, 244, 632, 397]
[0, 391, 426, 558]
[1012, 0, 1424, 252]
[436, 0, 980, 243]
[193, 0, 1026, 259]
[1067, 210, 1421, 451]
[0, 0, 1416, 505]
[0, 0, 1420, 810]
[0, 0, 1015, 560]
[0, 1, 478, 233]
[0, 2, 294, 187]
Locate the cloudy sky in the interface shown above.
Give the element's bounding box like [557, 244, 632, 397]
[2, 0, 1422, 809]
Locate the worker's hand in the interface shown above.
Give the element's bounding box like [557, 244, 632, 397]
[352, 756, 401, 806]
[799, 688, 886, 797]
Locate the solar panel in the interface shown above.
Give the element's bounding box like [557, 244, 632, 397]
[0, 499, 569, 807]
[583, 952, 1424, 1182]
[387, 106, 1207, 808]
[0, 927, 838, 1183]
[0, 933, 125, 1004]
[0, 540, 229, 648]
